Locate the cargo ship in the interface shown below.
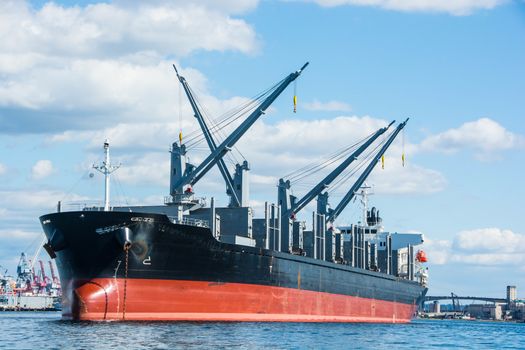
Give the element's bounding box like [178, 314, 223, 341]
[40, 63, 428, 322]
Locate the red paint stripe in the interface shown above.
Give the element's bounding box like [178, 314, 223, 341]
[68, 279, 416, 323]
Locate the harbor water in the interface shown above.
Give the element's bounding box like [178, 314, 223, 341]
[0, 312, 523, 349]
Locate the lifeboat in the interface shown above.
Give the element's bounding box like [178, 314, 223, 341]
[415, 250, 428, 263]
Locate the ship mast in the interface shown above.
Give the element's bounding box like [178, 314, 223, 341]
[93, 140, 120, 211]
[357, 183, 372, 227]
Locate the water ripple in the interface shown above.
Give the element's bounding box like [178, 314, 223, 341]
[0, 312, 523, 350]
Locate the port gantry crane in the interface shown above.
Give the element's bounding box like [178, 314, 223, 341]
[173, 64, 247, 208]
[48, 261, 59, 286]
[278, 120, 395, 252]
[168, 62, 309, 208]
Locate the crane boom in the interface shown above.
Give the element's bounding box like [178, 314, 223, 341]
[327, 118, 409, 223]
[172, 64, 241, 207]
[30, 235, 46, 269]
[48, 261, 58, 284]
[172, 62, 309, 190]
[288, 120, 395, 216]
[38, 260, 47, 283]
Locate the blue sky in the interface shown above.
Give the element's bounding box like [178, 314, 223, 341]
[0, 0, 524, 298]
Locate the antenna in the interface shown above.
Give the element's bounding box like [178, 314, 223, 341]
[93, 140, 121, 211]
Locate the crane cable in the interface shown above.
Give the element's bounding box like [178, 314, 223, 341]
[182, 78, 284, 150]
[287, 143, 361, 184]
[402, 127, 406, 167]
[284, 137, 364, 181]
[195, 89, 245, 164]
[178, 79, 183, 144]
[293, 80, 297, 113]
[283, 131, 376, 183]
[328, 128, 396, 197]
[182, 88, 273, 167]
[185, 89, 268, 149]
[328, 134, 389, 194]
[182, 96, 258, 147]
[182, 80, 281, 167]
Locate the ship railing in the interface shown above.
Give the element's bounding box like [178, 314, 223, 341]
[58, 201, 124, 212]
[58, 201, 104, 212]
[168, 216, 209, 228]
[164, 195, 207, 208]
[165, 194, 192, 205]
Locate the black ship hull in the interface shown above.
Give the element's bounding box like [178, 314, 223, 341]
[40, 211, 427, 322]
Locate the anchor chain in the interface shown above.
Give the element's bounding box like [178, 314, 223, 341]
[122, 244, 130, 320]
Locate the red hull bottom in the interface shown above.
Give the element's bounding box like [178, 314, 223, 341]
[68, 278, 417, 323]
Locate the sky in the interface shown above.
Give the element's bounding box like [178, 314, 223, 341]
[0, 0, 524, 298]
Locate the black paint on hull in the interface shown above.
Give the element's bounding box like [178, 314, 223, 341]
[40, 211, 427, 309]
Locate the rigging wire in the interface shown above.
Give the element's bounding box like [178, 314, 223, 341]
[182, 78, 284, 151]
[112, 173, 130, 206]
[182, 95, 257, 147]
[293, 79, 297, 113]
[183, 95, 262, 151]
[191, 91, 241, 167]
[178, 77, 183, 144]
[110, 175, 123, 206]
[402, 127, 406, 167]
[327, 129, 393, 195]
[23, 234, 43, 260]
[283, 132, 374, 181]
[283, 131, 376, 184]
[59, 167, 92, 204]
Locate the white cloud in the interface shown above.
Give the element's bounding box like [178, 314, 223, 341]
[0, 58, 258, 133]
[303, 99, 352, 112]
[311, 0, 505, 16]
[0, 187, 91, 274]
[239, 116, 387, 157]
[424, 238, 452, 265]
[424, 228, 525, 266]
[369, 160, 446, 195]
[0, 1, 258, 60]
[31, 160, 54, 179]
[0, 189, 88, 210]
[0, 163, 6, 175]
[0, 228, 40, 241]
[0, 1, 260, 134]
[453, 228, 525, 254]
[115, 153, 169, 186]
[0, 227, 48, 276]
[251, 174, 278, 186]
[45, 85, 252, 145]
[238, 116, 445, 196]
[57, 115, 445, 199]
[419, 118, 524, 161]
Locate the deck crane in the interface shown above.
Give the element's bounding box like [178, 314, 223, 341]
[279, 120, 395, 218]
[325, 118, 409, 224]
[169, 62, 309, 203]
[173, 64, 246, 207]
[278, 121, 395, 252]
